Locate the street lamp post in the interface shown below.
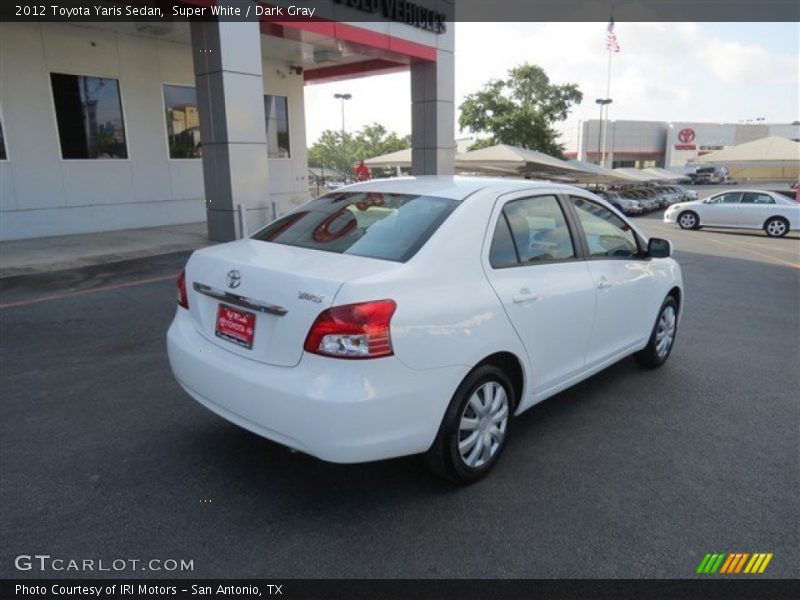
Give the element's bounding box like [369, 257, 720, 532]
[595, 98, 613, 166]
[334, 93, 352, 178]
[594, 99, 604, 166]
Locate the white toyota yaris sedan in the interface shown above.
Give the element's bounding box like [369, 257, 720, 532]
[168, 177, 683, 483]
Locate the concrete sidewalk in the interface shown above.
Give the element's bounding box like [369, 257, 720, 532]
[0, 222, 213, 278]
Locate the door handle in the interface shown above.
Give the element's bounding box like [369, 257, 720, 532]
[512, 289, 540, 303]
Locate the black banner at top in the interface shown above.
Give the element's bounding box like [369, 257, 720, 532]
[1, 0, 799, 23]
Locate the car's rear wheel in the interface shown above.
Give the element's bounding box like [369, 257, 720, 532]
[764, 217, 789, 238]
[425, 364, 514, 484]
[678, 211, 700, 230]
[635, 296, 678, 368]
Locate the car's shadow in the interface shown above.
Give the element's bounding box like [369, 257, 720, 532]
[181, 355, 651, 500]
[697, 228, 800, 241]
[184, 417, 454, 502]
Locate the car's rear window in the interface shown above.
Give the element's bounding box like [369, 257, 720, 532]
[251, 191, 459, 262]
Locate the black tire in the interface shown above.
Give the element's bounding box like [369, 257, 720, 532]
[425, 364, 515, 484]
[764, 217, 789, 238]
[677, 211, 700, 230]
[635, 296, 679, 368]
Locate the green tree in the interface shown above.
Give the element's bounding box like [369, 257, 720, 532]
[307, 130, 349, 174]
[308, 123, 409, 176]
[459, 63, 583, 157]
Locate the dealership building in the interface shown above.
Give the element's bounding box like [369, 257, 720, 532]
[572, 119, 800, 170]
[0, 1, 455, 241]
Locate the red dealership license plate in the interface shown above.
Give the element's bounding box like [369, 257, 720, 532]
[215, 304, 256, 349]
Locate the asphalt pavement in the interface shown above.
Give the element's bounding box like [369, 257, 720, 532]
[0, 214, 798, 579]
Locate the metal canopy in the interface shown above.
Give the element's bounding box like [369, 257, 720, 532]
[455, 144, 592, 178]
[566, 159, 640, 183]
[364, 148, 412, 168]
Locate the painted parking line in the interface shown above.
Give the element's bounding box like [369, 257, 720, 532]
[0, 273, 177, 309]
[733, 238, 800, 256]
[641, 221, 800, 262]
[701, 236, 800, 269]
[678, 231, 800, 257]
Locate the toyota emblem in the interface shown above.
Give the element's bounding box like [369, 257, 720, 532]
[678, 128, 696, 144]
[226, 270, 241, 289]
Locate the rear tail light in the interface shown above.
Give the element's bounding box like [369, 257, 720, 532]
[177, 269, 189, 309]
[304, 300, 396, 359]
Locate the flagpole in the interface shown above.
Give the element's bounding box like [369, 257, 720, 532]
[601, 47, 612, 166]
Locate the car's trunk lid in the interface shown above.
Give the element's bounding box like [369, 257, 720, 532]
[184, 240, 400, 367]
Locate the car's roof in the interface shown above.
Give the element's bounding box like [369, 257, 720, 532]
[331, 175, 651, 240]
[337, 175, 582, 201]
[699, 190, 796, 204]
[706, 189, 787, 196]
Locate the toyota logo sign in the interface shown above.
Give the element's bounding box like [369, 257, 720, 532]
[678, 128, 696, 144]
[226, 270, 241, 289]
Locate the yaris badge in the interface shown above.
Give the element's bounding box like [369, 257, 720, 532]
[298, 291, 325, 303]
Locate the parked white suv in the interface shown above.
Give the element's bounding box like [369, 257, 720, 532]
[168, 177, 683, 483]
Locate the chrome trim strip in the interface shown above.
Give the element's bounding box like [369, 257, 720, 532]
[192, 282, 288, 316]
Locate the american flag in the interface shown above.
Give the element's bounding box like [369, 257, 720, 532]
[606, 18, 620, 53]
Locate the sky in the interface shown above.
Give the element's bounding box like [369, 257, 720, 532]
[303, 22, 799, 152]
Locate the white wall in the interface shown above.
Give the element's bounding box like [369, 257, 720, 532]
[259, 57, 310, 219]
[767, 123, 800, 142]
[577, 119, 800, 169]
[578, 120, 667, 167]
[644, 121, 797, 168]
[0, 22, 310, 241]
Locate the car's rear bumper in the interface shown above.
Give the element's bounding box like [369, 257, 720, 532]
[167, 309, 468, 463]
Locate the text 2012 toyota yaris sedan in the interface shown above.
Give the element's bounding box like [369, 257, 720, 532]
[167, 177, 683, 483]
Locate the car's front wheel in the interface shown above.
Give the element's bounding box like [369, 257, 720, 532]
[426, 364, 514, 484]
[635, 296, 679, 368]
[764, 217, 789, 238]
[677, 211, 700, 230]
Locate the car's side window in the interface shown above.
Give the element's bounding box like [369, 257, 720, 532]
[500, 195, 576, 265]
[569, 196, 639, 259]
[708, 193, 741, 204]
[488, 214, 519, 268]
[740, 193, 775, 205]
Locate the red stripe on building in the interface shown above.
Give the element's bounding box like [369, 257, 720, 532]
[585, 151, 664, 157]
[387, 35, 437, 61]
[177, 0, 439, 64]
[258, 5, 437, 80]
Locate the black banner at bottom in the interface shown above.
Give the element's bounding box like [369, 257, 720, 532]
[2, 579, 799, 600]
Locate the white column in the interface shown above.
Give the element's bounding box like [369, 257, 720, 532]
[191, 13, 269, 241]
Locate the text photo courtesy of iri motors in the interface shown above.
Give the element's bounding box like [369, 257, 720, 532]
[0, 1, 798, 599]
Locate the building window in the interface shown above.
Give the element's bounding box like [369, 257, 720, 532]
[264, 95, 290, 158]
[50, 73, 127, 159]
[163, 85, 202, 159]
[0, 117, 6, 160]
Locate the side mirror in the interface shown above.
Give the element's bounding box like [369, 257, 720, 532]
[648, 237, 673, 258]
